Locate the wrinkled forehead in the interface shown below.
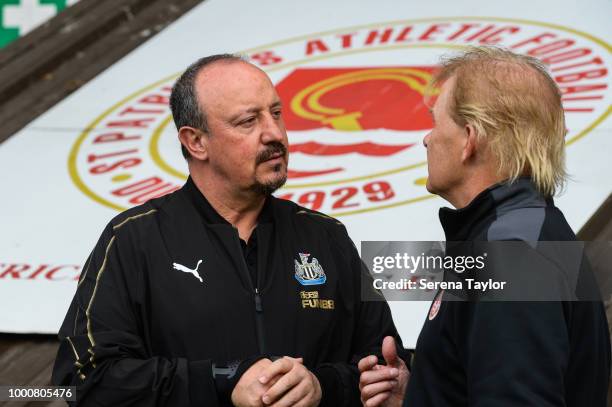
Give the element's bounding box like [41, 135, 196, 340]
[194, 61, 278, 116]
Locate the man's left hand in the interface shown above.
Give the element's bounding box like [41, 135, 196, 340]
[358, 336, 410, 407]
[258, 356, 321, 407]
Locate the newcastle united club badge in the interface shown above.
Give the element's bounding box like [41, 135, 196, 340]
[294, 253, 327, 286]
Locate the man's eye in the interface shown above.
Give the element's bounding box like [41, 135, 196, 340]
[272, 109, 282, 119]
[240, 117, 256, 126]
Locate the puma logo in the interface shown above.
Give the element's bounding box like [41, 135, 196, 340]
[172, 259, 203, 283]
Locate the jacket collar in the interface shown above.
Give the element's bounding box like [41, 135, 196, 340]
[182, 176, 273, 226]
[439, 177, 551, 240]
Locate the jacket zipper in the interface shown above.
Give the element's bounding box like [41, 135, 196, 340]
[233, 231, 266, 354]
[253, 287, 266, 354]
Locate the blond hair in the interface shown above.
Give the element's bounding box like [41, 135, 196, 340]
[429, 46, 566, 197]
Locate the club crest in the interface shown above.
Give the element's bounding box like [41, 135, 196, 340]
[294, 253, 326, 286]
[428, 290, 444, 320]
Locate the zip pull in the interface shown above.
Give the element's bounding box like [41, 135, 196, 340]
[254, 288, 263, 312]
[253, 288, 266, 353]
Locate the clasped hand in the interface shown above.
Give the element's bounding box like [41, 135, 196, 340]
[231, 356, 321, 407]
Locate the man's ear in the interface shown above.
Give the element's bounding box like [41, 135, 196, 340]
[461, 123, 478, 163]
[178, 126, 208, 160]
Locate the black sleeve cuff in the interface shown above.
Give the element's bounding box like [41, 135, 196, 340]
[213, 356, 268, 404]
[188, 360, 219, 407]
[312, 365, 342, 407]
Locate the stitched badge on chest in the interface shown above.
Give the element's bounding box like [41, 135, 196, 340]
[428, 290, 444, 320]
[294, 252, 327, 286]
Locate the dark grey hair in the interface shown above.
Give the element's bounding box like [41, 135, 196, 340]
[169, 53, 244, 159]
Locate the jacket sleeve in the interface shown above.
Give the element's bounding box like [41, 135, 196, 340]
[454, 241, 572, 406]
[459, 301, 569, 407]
[313, 228, 410, 407]
[51, 222, 220, 407]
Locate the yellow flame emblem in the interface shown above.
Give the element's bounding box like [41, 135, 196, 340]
[290, 68, 436, 131]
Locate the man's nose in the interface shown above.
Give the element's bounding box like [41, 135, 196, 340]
[261, 114, 285, 143]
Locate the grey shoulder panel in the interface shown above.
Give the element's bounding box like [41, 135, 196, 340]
[487, 207, 545, 243]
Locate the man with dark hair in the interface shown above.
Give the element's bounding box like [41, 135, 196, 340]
[170, 53, 244, 160]
[52, 54, 407, 407]
[358, 46, 610, 407]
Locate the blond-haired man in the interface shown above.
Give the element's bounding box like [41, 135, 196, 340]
[359, 46, 610, 407]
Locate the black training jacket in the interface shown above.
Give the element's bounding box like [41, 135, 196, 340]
[404, 178, 610, 407]
[52, 178, 405, 406]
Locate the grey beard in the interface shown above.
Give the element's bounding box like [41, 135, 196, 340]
[252, 166, 287, 195]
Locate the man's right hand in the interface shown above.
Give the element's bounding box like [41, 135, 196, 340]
[231, 358, 273, 407]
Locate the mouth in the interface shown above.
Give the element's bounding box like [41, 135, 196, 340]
[268, 152, 283, 160]
[256, 142, 288, 166]
[262, 152, 285, 163]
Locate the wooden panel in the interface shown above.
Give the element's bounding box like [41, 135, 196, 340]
[0, 335, 59, 386]
[0, 0, 204, 144]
